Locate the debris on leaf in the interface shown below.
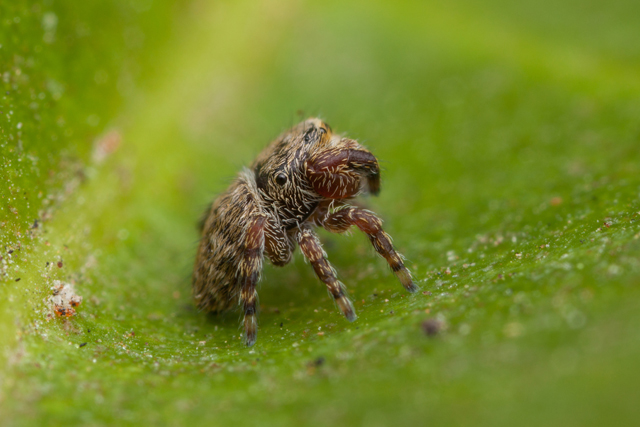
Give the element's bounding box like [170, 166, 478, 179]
[310, 356, 325, 367]
[47, 280, 83, 318]
[92, 129, 122, 163]
[421, 319, 441, 337]
[550, 197, 563, 206]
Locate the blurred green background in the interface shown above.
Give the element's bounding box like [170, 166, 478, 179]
[1, 0, 640, 425]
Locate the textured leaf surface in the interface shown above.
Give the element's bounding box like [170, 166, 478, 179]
[2, 0, 640, 425]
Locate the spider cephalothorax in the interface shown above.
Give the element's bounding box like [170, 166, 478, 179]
[193, 118, 417, 346]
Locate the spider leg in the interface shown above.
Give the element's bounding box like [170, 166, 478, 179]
[296, 227, 356, 321]
[321, 206, 418, 293]
[239, 213, 267, 346]
[264, 216, 294, 267]
[307, 139, 380, 199]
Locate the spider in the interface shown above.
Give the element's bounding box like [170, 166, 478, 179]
[193, 118, 417, 346]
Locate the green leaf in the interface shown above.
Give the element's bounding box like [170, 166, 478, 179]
[2, 0, 640, 425]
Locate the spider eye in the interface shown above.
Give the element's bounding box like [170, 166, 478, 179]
[275, 173, 288, 186]
[303, 128, 314, 143]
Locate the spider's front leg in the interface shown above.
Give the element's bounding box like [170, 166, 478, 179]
[296, 227, 356, 321]
[239, 213, 267, 346]
[264, 216, 295, 267]
[307, 138, 380, 199]
[322, 206, 418, 293]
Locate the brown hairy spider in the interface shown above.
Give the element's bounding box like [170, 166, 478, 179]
[193, 118, 417, 346]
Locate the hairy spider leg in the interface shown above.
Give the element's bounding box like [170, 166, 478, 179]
[297, 227, 357, 321]
[307, 139, 380, 199]
[322, 206, 418, 293]
[239, 214, 267, 346]
[264, 216, 294, 267]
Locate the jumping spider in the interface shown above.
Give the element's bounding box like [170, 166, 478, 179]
[193, 118, 417, 346]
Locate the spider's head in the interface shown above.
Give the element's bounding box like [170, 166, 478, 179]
[252, 118, 380, 226]
[253, 118, 330, 190]
[252, 118, 332, 225]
